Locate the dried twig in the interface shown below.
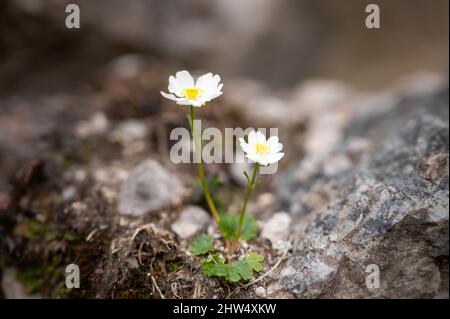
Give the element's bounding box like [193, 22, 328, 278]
[244, 249, 287, 288]
[244, 249, 288, 288]
[171, 282, 181, 299]
[226, 249, 288, 298]
[151, 276, 165, 299]
[192, 281, 202, 299]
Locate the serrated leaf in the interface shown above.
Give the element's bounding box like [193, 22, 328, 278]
[203, 261, 227, 278]
[241, 215, 258, 241]
[218, 214, 259, 241]
[218, 214, 239, 239]
[202, 253, 263, 283]
[245, 252, 264, 272]
[202, 254, 227, 277]
[189, 234, 214, 256]
[202, 261, 216, 277]
[225, 264, 241, 283]
[234, 260, 253, 281]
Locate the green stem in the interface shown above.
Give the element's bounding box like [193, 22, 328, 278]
[189, 106, 221, 224]
[235, 163, 259, 245]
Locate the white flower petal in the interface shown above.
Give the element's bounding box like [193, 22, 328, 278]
[265, 152, 284, 164]
[270, 143, 283, 153]
[168, 76, 183, 96]
[175, 99, 193, 105]
[256, 156, 268, 166]
[167, 71, 194, 96]
[191, 99, 205, 107]
[161, 91, 182, 102]
[266, 136, 279, 147]
[175, 70, 194, 87]
[239, 138, 250, 153]
[247, 131, 257, 145]
[245, 153, 259, 164]
[197, 73, 222, 102]
[197, 73, 220, 92]
[208, 91, 223, 100]
[196, 73, 212, 89]
[255, 131, 266, 143]
[162, 70, 223, 107]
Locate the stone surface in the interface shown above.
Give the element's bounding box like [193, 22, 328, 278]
[277, 86, 449, 298]
[75, 112, 109, 138]
[261, 212, 292, 250]
[118, 160, 184, 216]
[171, 205, 211, 239]
[1, 268, 42, 299]
[254, 286, 267, 298]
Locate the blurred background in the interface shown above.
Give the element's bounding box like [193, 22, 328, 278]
[0, 0, 448, 299]
[0, 0, 448, 190]
[1, 0, 448, 89]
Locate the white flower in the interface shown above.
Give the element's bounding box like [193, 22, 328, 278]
[160, 70, 223, 107]
[239, 131, 284, 166]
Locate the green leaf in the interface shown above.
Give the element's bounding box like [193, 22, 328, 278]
[202, 255, 242, 283]
[202, 254, 227, 277]
[233, 260, 253, 281]
[243, 171, 250, 184]
[218, 214, 239, 239]
[245, 252, 264, 272]
[218, 214, 259, 241]
[189, 234, 214, 256]
[201, 253, 263, 283]
[241, 215, 258, 241]
[225, 264, 241, 283]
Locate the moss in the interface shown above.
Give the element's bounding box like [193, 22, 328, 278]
[166, 261, 183, 272]
[16, 219, 49, 241]
[15, 267, 44, 295]
[15, 255, 69, 298]
[64, 230, 82, 242]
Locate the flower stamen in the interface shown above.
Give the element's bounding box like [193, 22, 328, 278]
[255, 143, 269, 154]
[182, 87, 203, 100]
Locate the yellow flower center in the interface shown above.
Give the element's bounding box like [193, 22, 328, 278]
[182, 87, 203, 100]
[255, 143, 269, 154]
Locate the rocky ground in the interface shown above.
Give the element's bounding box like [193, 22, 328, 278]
[0, 58, 447, 298]
[0, 1, 448, 299]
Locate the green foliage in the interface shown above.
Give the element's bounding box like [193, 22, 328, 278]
[166, 261, 183, 272]
[234, 260, 253, 281]
[15, 267, 45, 295]
[202, 254, 226, 277]
[218, 213, 258, 241]
[188, 234, 215, 256]
[245, 252, 264, 272]
[15, 255, 68, 298]
[201, 252, 264, 283]
[225, 264, 241, 282]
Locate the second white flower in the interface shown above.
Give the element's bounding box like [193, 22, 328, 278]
[239, 131, 284, 166]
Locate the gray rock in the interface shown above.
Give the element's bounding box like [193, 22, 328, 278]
[75, 112, 109, 138]
[171, 206, 211, 239]
[118, 160, 184, 216]
[254, 286, 267, 298]
[261, 212, 292, 250]
[1, 268, 42, 299]
[278, 87, 449, 298]
[276, 85, 449, 217]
